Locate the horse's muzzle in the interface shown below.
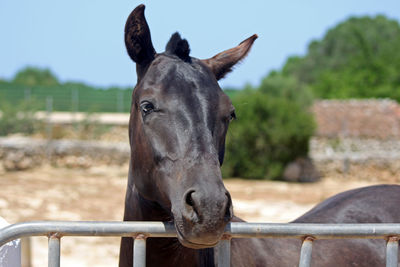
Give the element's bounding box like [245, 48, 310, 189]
[172, 188, 233, 248]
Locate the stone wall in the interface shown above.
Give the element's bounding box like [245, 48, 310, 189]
[310, 137, 400, 181]
[2, 136, 400, 182]
[0, 137, 130, 171]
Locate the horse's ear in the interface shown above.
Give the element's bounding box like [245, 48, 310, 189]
[125, 5, 156, 77]
[201, 34, 258, 80]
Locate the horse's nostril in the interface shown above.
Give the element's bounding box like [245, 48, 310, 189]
[185, 190, 195, 207]
[224, 192, 233, 221]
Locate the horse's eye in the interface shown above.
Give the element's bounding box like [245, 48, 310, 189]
[228, 111, 236, 122]
[140, 101, 155, 116]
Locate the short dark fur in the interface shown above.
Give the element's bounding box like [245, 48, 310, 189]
[120, 5, 400, 267]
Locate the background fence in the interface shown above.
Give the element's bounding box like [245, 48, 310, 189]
[0, 82, 134, 113]
[0, 83, 239, 113]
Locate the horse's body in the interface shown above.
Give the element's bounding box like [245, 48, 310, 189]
[119, 5, 400, 267]
[121, 183, 400, 267]
[229, 185, 400, 267]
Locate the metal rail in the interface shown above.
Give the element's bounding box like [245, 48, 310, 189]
[0, 221, 399, 267]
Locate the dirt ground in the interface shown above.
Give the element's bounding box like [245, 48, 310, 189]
[0, 164, 392, 267]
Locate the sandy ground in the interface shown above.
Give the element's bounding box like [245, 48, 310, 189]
[0, 165, 389, 267]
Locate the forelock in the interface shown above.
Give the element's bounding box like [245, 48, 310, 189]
[165, 32, 191, 63]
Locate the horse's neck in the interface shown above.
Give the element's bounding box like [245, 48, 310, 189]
[123, 174, 216, 267]
[123, 166, 169, 221]
[123, 185, 169, 221]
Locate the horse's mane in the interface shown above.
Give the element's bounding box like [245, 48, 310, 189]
[165, 32, 191, 63]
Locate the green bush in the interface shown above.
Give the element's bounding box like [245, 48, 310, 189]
[0, 100, 41, 136]
[222, 76, 315, 180]
[258, 72, 313, 108]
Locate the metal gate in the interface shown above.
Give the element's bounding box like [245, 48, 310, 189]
[0, 221, 399, 267]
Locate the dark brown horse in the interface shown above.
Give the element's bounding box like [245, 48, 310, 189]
[119, 5, 400, 267]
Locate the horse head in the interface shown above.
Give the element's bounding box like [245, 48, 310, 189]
[125, 4, 257, 249]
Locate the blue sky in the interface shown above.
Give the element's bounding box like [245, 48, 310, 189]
[1, 1, 399, 89]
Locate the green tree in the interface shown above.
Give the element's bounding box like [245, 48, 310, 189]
[13, 66, 59, 87]
[282, 15, 400, 100]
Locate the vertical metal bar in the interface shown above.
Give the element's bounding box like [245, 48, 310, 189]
[133, 235, 146, 267]
[216, 236, 231, 267]
[72, 88, 79, 113]
[48, 234, 60, 267]
[46, 96, 53, 140]
[386, 237, 399, 267]
[299, 237, 314, 267]
[24, 88, 31, 102]
[117, 90, 124, 113]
